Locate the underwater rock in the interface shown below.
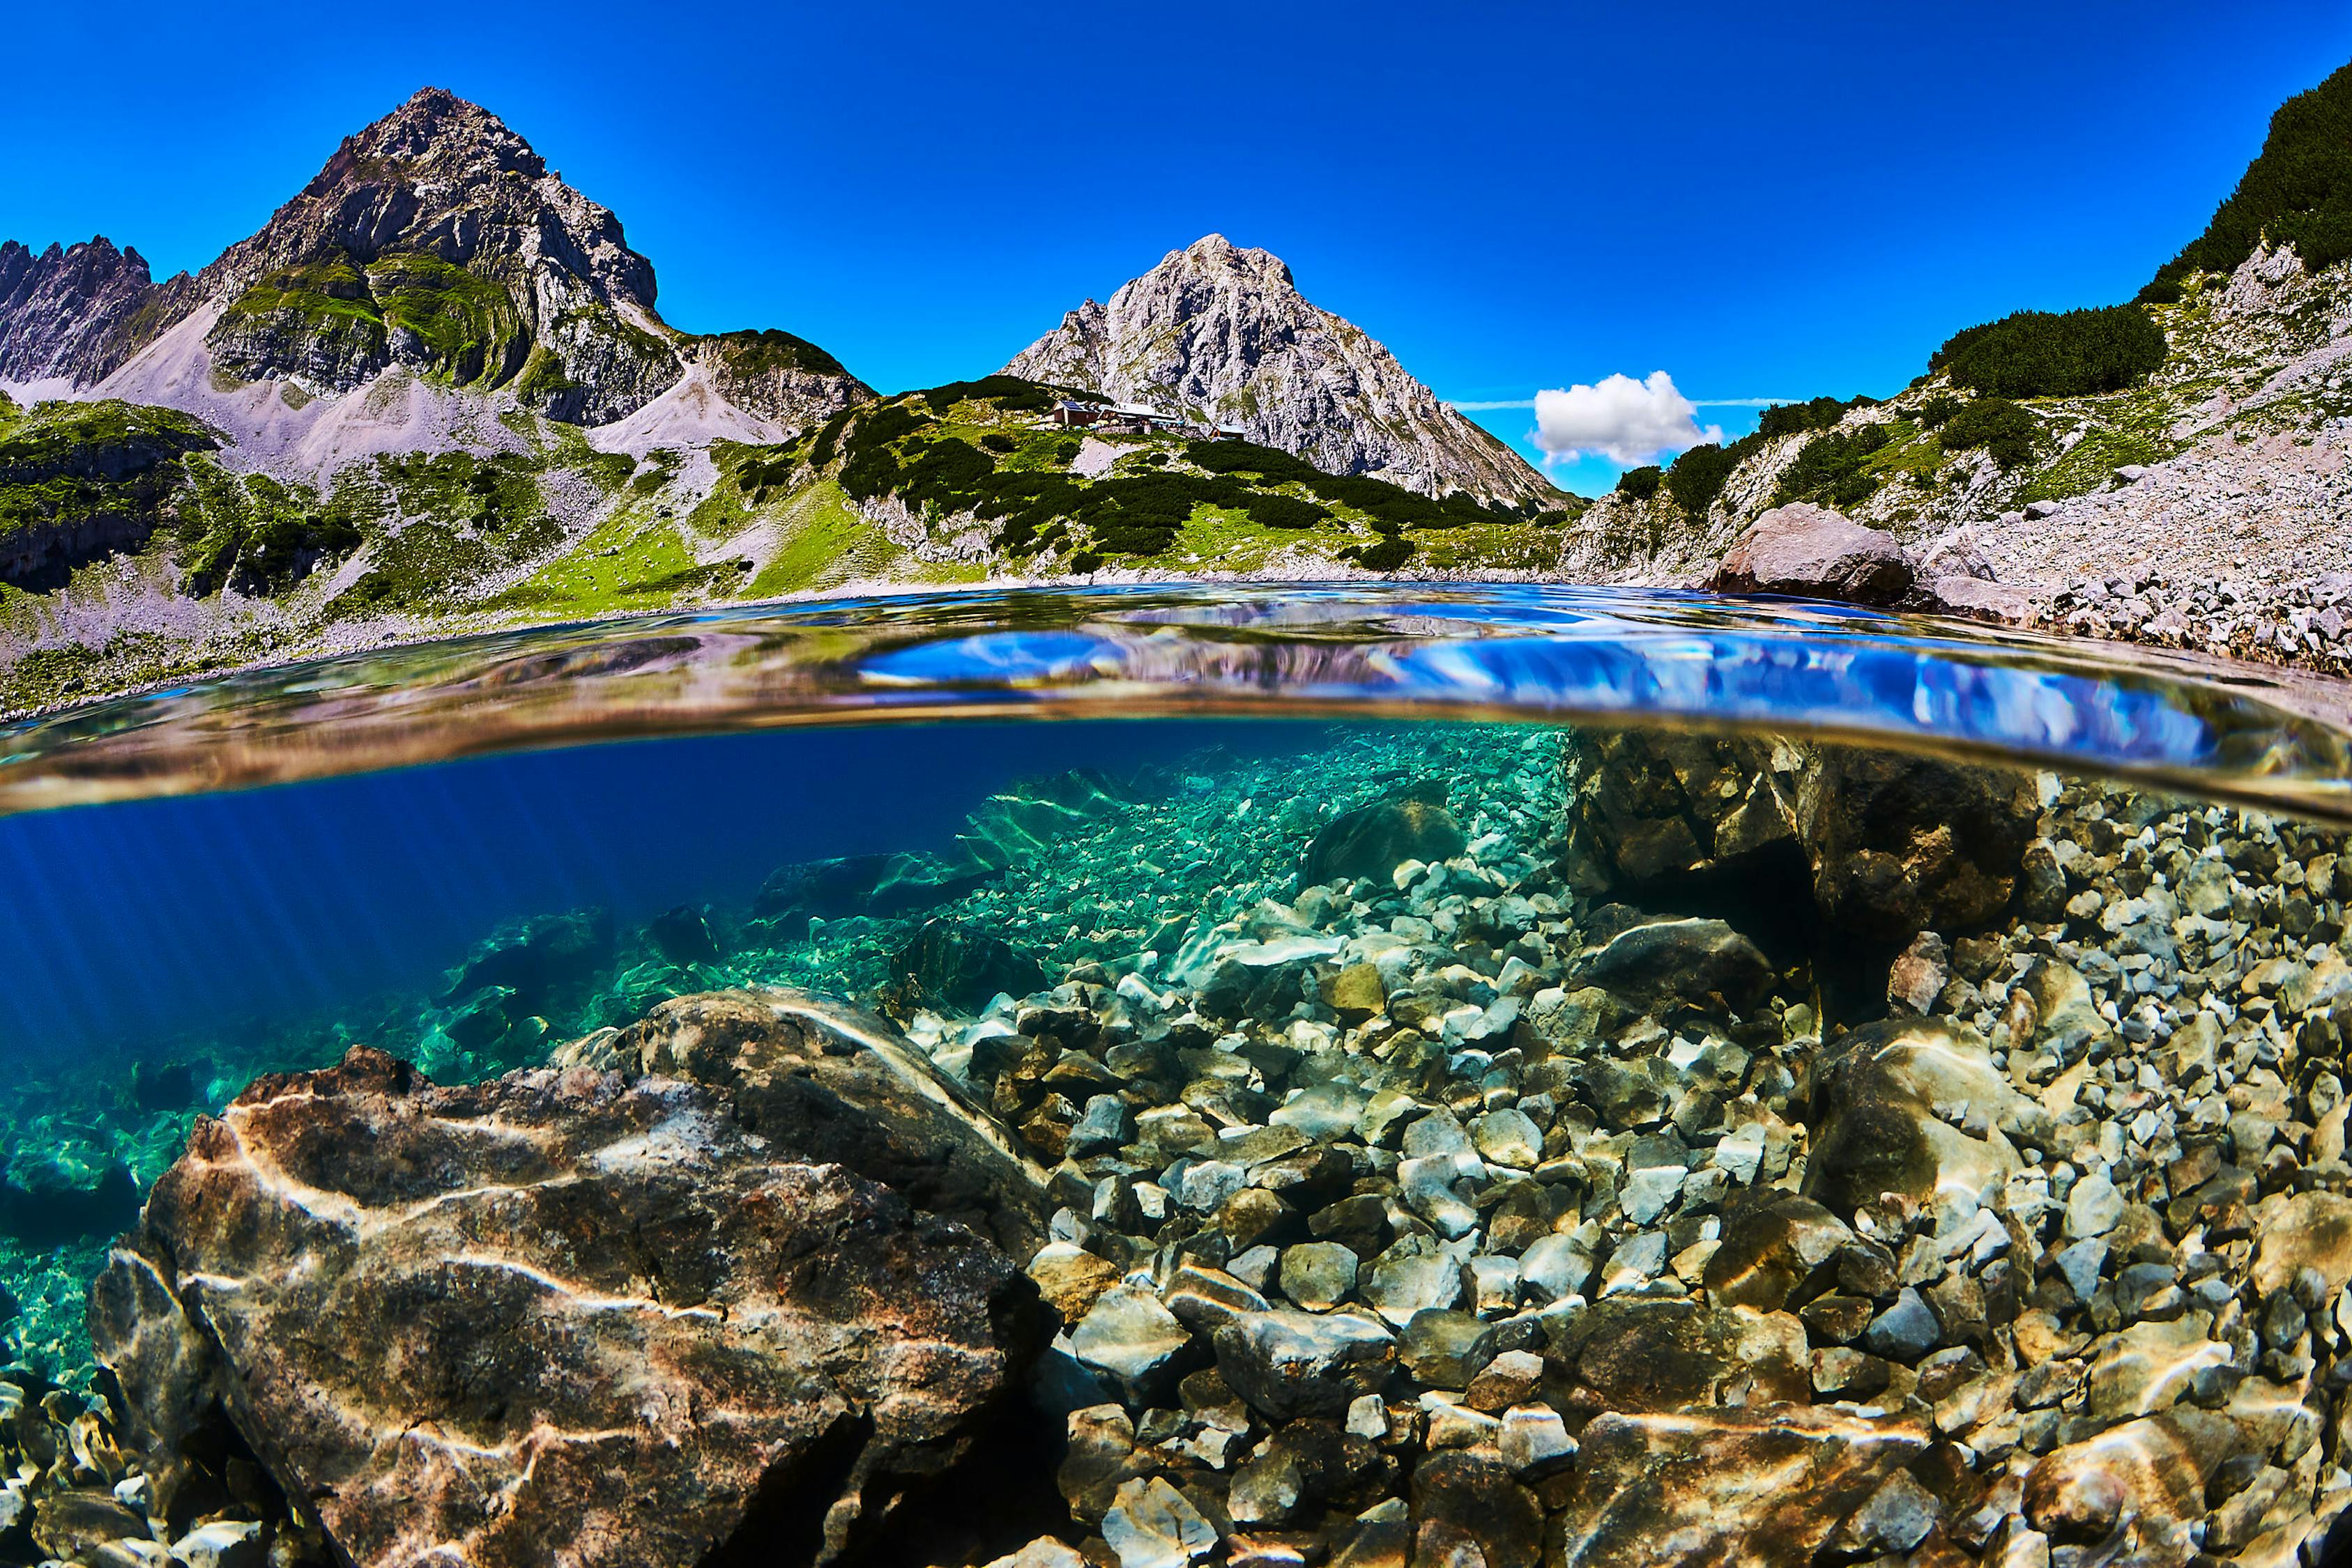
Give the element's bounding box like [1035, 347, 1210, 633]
[1802, 748, 2038, 935]
[441, 986, 515, 1050]
[888, 921, 1049, 1017]
[2021, 1412, 2233, 1568]
[1802, 1017, 2049, 1223]
[1561, 731, 1799, 886]
[1411, 1450, 1543, 1568]
[1561, 732, 2036, 938]
[1212, 1309, 1394, 1420]
[646, 903, 721, 966]
[1548, 1298, 1810, 1413]
[1574, 914, 1773, 1014]
[28, 1488, 150, 1563]
[1702, 1193, 1856, 1312]
[441, 907, 613, 1013]
[612, 988, 1053, 1256]
[2249, 1190, 2352, 1300]
[128, 1059, 199, 1111]
[1705, 502, 1915, 606]
[0, 1158, 139, 1250]
[91, 1032, 1049, 1568]
[755, 850, 996, 927]
[1556, 1404, 1930, 1568]
[1295, 783, 1465, 891]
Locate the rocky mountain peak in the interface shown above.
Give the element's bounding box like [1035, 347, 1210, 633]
[1002, 233, 1557, 506]
[0, 86, 864, 441]
[199, 86, 657, 327]
[1168, 232, 1296, 291]
[345, 86, 543, 176]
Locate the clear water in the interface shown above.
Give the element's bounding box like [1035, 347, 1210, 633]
[3, 583, 2351, 1567]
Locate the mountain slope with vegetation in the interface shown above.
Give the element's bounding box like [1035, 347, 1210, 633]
[3, 60, 2352, 709]
[0, 372, 1588, 711]
[0, 93, 1584, 712]
[1552, 56, 2352, 669]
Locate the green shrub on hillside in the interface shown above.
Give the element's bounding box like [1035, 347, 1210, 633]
[1929, 305, 2165, 399]
[709, 328, 851, 381]
[1187, 438, 1322, 484]
[1615, 466, 1662, 502]
[1755, 396, 1876, 439]
[810, 409, 854, 469]
[1664, 440, 1758, 516]
[2153, 59, 2352, 284]
[1773, 425, 1891, 509]
[1246, 493, 1328, 530]
[1187, 442, 1502, 532]
[1936, 398, 2037, 469]
[1916, 394, 1963, 429]
[1358, 538, 1415, 572]
[917, 376, 1061, 414]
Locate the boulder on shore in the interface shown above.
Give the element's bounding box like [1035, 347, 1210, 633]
[1706, 502, 1914, 606]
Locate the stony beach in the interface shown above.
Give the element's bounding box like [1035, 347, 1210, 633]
[3, 723, 2351, 1567]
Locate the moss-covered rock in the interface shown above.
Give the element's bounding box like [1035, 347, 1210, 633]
[0, 399, 215, 587]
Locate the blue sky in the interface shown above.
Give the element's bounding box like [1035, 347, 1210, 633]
[3, 1, 2347, 493]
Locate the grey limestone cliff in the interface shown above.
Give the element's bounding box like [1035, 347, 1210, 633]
[1003, 234, 1559, 507]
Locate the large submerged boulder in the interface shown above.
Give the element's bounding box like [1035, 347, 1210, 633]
[1297, 782, 1465, 891]
[1556, 1404, 1931, 1568]
[89, 990, 1054, 1568]
[1803, 1017, 2053, 1224]
[1561, 730, 2038, 939]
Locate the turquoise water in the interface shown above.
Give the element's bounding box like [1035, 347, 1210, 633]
[3, 585, 2351, 1567]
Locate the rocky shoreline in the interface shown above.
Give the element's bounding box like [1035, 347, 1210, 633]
[3, 726, 2352, 1567]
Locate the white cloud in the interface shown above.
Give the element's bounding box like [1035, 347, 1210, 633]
[1529, 372, 1723, 466]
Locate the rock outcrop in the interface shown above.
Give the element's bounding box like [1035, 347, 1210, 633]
[89, 990, 1052, 1567]
[1002, 235, 1559, 507]
[0, 397, 219, 588]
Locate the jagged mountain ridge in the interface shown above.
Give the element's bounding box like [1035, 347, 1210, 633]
[0, 88, 871, 440]
[0, 238, 176, 392]
[1003, 236, 1559, 507]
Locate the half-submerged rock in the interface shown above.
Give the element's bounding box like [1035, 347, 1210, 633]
[90, 990, 1053, 1567]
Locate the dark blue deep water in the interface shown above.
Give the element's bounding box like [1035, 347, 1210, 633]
[0, 720, 1329, 1066]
